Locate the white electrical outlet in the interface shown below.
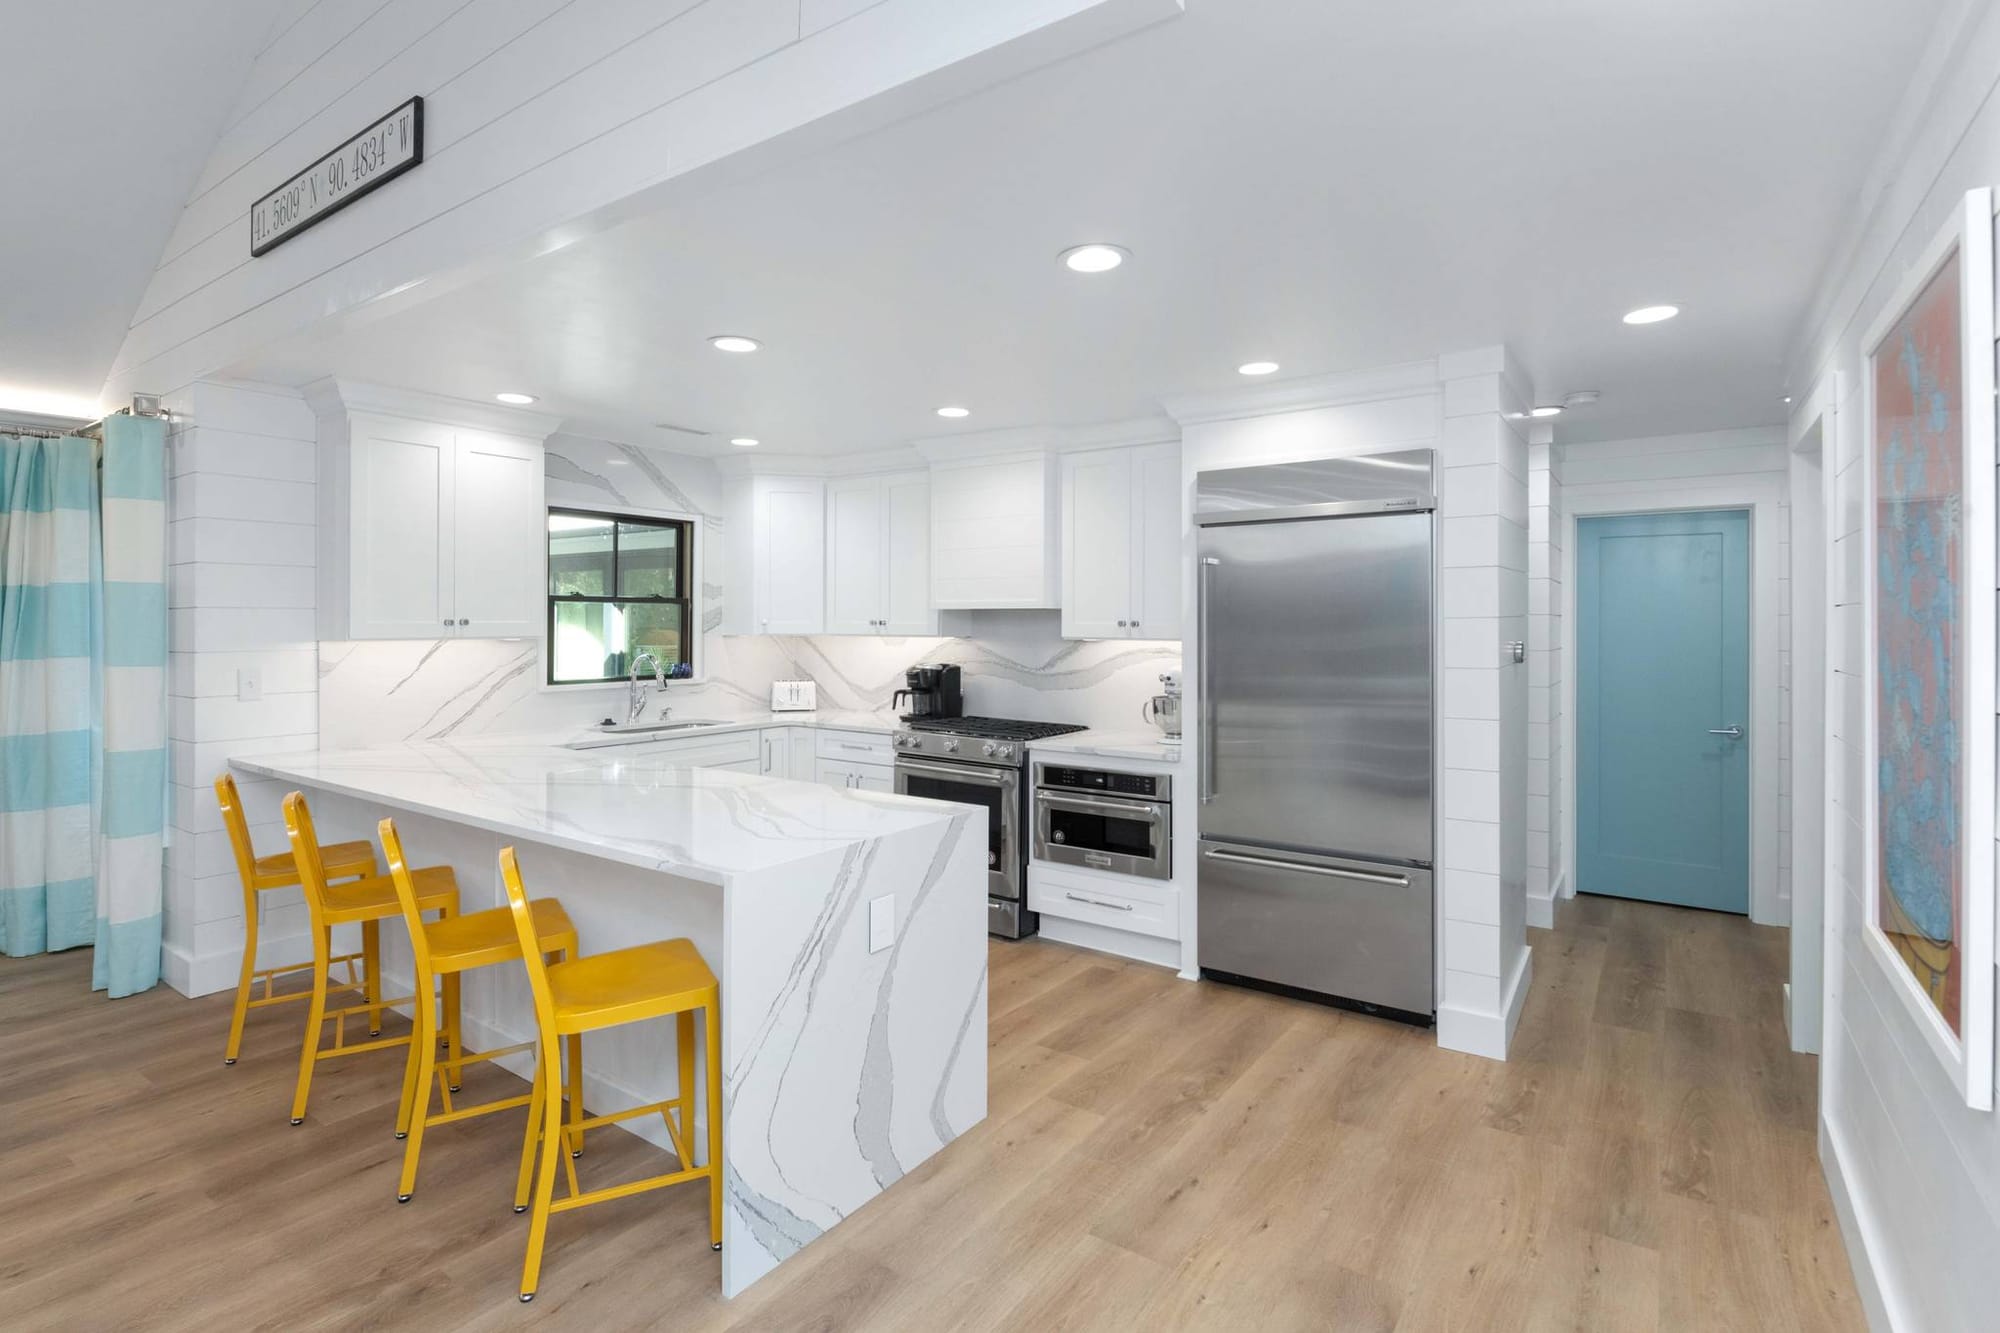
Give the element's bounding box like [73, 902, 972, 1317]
[236, 667, 263, 702]
[869, 895, 894, 953]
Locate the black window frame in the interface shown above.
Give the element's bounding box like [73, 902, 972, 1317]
[544, 505, 695, 686]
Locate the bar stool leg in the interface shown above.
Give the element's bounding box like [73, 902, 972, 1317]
[513, 1050, 547, 1215]
[442, 972, 463, 1092]
[396, 998, 439, 1203]
[705, 1000, 723, 1251]
[675, 1011, 695, 1169]
[223, 896, 260, 1065]
[362, 920, 384, 1037]
[519, 1055, 565, 1301]
[565, 1033, 584, 1159]
[288, 927, 332, 1125]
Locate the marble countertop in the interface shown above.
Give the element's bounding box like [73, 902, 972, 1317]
[565, 709, 904, 742]
[232, 735, 960, 887]
[1027, 729, 1185, 765]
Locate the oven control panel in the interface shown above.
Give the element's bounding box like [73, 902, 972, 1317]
[1037, 765, 1168, 800]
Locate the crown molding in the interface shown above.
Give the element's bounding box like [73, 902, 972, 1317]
[1161, 358, 1441, 426]
[303, 378, 563, 438]
[910, 414, 1179, 464]
[713, 445, 929, 478]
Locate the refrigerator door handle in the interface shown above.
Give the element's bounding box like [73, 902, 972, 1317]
[1202, 847, 1411, 888]
[1199, 555, 1220, 804]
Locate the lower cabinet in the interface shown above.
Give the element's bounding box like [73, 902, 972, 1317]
[817, 757, 895, 792]
[1027, 861, 1180, 940]
[756, 726, 815, 779]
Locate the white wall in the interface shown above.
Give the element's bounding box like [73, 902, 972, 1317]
[1527, 432, 1564, 926]
[1785, 1, 2000, 1325]
[103, 0, 1181, 402]
[1167, 348, 1535, 1060]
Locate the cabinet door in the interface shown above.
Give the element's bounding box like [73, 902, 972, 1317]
[849, 762, 895, 793]
[931, 456, 1057, 609]
[1060, 449, 1135, 639]
[350, 414, 454, 639]
[1129, 444, 1182, 640]
[816, 757, 859, 790]
[758, 727, 795, 779]
[453, 429, 544, 637]
[825, 479, 884, 634]
[757, 478, 826, 633]
[881, 473, 936, 634]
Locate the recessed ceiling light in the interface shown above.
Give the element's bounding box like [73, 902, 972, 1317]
[1621, 304, 1679, 325]
[1237, 361, 1280, 376]
[1782, 395, 1794, 404]
[936, 406, 971, 419]
[1060, 243, 1128, 273]
[729, 437, 759, 448]
[709, 335, 761, 353]
[1529, 405, 1563, 418]
[495, 391, 537, 405]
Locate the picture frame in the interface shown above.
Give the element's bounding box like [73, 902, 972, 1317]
[1859, 186, 1996, 1111]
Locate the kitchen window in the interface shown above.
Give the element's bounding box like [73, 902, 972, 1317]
[546, 507, 694, 685]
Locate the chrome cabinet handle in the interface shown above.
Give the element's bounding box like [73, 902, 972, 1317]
[1203, 847, 1409, 887]
[1199, 556, 1219, 804]
[1066, 892, 1134, 912]
[1117, 619, 1128, 628]
[459, 618, 470, 626]
[837, 742, 874, 752]
[1708, 725, 1744, 740]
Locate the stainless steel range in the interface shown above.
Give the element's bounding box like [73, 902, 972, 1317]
[891, 716, 1087, 939]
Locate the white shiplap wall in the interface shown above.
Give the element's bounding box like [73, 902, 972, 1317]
[163, 381, 323, 998]
[103, 0, 1182, 402]
[1527, 434, 1563, 925]
[1783, 0, 2000, 1324]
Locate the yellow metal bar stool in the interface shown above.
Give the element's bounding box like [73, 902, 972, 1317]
[499, 847, 723, 1303]
[282, 791, 460, 1126]
[377, 818, 584, 1205]
[215, 774, 379, 1065]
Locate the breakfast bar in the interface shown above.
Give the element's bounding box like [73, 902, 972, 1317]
[232, 736, 988, 1298]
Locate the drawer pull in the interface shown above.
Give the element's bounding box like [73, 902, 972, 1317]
[1065, 892, 1134, 912]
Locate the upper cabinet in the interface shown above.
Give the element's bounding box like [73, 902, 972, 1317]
[931, 453, 1060, 609]
[1061, 443, 1181, 640]
[312, 384, 552, 641]
[724, 474, 826, 635]
[826, 472, 936, 635]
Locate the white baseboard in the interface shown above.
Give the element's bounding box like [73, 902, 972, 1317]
[1526, 888, 1556, 929]
[1436, 945, 1534, 1060]
[1821, 1112, 1901, 1332]
[162, 927, 362, 999]
[1037, 916, 1180, 970]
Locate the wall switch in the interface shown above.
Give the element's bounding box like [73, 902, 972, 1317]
[236, 667, 263, 702]
[869, 895, 895, 953]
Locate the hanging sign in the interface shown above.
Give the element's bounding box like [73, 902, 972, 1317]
[250, 97, 424, 256]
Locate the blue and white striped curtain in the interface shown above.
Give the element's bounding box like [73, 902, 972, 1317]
[1, 415, 167, 995]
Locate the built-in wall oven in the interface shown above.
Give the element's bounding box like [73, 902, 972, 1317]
[1032, 763, 1172, 880]
[891, 716, 1087, 939]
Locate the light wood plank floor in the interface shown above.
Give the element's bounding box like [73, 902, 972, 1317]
[0, 894, 1860, 1331]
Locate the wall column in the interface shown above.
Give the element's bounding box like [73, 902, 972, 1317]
[1527, 427, 1565, 925]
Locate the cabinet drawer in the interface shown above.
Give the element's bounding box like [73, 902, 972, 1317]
[1028, 864, 1179, 940]
[815, 730, 893, 764]
[645, 731, 761, 769]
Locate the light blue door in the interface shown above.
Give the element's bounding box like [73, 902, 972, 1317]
[1577, 509, 1750, 913]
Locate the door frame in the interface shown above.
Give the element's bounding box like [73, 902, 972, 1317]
[1785, 376, 1836, 1054]
[1562, 477, 1786, 925]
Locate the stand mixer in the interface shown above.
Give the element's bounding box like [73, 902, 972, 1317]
[1142, 670, 1183, 739]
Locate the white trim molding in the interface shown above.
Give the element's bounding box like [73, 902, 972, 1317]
[1437, 947, 1533, 1060]
[1561, 476, 1788, 925]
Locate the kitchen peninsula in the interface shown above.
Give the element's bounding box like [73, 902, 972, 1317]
[232, 735, 988, 1298]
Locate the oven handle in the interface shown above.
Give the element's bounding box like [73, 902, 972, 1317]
[895, 758, 1015, 788]
[1035, 791, 1163, 823]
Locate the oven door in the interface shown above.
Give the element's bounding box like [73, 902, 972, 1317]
[1033, 789, 1171, 880]
[894, 757, 1020, 900]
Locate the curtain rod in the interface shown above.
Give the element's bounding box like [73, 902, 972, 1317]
[2, 396, 170, 441]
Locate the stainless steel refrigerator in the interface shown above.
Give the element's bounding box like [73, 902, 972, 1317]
[1195, 449, 1436, 1021]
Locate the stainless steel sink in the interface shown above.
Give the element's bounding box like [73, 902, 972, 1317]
[565, 720, 733, 749]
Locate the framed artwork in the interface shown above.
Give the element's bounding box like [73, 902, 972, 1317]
[1861, 186, 1996, 1111]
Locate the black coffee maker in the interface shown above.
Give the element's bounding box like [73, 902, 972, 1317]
[895, 663, 962, 719]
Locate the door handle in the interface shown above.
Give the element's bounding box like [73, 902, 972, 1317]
[1708, 725, 1744, 740]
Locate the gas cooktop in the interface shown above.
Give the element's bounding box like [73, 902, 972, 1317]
[900, 716, 1088, 742]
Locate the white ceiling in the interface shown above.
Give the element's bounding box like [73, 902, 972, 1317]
[0, 1, 274, 418]
[233, 0, 1944, 452]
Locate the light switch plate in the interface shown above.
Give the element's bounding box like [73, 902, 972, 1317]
[869, 895, 894, 953]
[237, 667, 263, 702]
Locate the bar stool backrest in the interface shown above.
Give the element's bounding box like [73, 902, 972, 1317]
[214, 773, 262, 891]
[378, 818, 438, 988]
[499, 848, 562, 1043]
[281, 791, 336, 931]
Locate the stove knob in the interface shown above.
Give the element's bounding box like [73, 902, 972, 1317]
[997, 744, 1015, 760]
[943, 739, 959, 753]
[982, 742, 997, 757]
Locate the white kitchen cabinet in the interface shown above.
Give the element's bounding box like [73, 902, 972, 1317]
[826, 473, 937, 635]
[817, 757, 895, 792]
[930, 453, 1059, 609]
[757, 726, 815, 779]
[314, 386, 550, 641]
[1060, 443, 1181, 640]
[724, 475, 825, 634]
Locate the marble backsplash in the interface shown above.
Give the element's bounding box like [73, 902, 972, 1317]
[317, 433, 1181, 749]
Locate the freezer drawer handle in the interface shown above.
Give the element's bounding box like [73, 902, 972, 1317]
[1202, 848, 1410, 887]
[1065, 892, 1134, 912]
[1198, 555, 1220, 804]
